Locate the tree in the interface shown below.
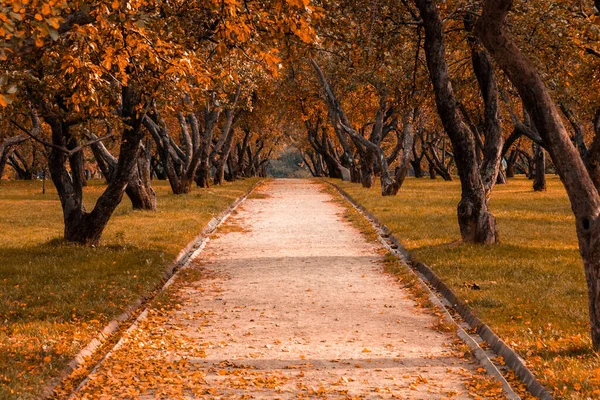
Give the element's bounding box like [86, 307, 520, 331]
[476, 0, 600, 349]
[144, 97, 221, 194]
[1, 0, 317, 244]
[88, 129, 156, 211]
[414, 0, 499, 244]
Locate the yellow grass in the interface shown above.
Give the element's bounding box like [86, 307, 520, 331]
[0, 178, 260, 399]
[328, 176, 597, 399]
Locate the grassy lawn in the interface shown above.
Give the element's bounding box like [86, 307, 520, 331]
[328, 176, 598, 399]
[0, 178, 260, 399]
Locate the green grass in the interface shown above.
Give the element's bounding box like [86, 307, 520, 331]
[327, 176, 598, 399]
[0, 178, 260, 399]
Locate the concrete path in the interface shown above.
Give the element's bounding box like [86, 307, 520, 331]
[74, 180, 485, 399]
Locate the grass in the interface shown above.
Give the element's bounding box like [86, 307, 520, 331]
[327, 175, 598, 399]
[0, 178, 260, 399]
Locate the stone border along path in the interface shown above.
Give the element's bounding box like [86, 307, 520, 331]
[68, 179, 508, 399]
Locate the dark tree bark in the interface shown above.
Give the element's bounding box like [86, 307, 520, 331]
[518, 149, 535, 179]
[195, 107, 219, 188]
[423, 132, 454, 182]
[465, 11, 504, 197]
[428, 164, 437, 179]
[311, 60, 407, 190]
[306, 116, 344, 179]
[300, 151, 317, 177]
[244, 139, 265, 177]
[7, 149, 36, 180]
[477, 0, 600, 349]
[310, 59, 361, 182]
[380, 109, 417, 196]
[584, 111, 600, 193]
[506, 148, 518, 178]
[533, 144, 546, 192]
[214, 88, 241, 185]
[43, 85, 146, 245]
[410, 132, 425, 178]
[88, 130, 156, 210]
[231, 128, 252, 180]
[150, 156, 167, 180]
[415, 0, 498, 244]
[144, 97, 221, 194]
[309, 151, 326, 177]
[560, 103, 588, 159]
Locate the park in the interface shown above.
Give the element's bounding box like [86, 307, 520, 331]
[0, 0, 599, 398]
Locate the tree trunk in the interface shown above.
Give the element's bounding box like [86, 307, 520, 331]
[465, 11, 504, 198]
[411, 159, 424, 178]
[477, 0, 600, 349]
[308, 151, 325, 177]
[533, 144, 546, 192]
[214, 121, 235, 185]
[496, 168, 507, 184]
[380, 109, 416, 196]
[429, 164, 437, 179]
[416, 0, 497, 244]
[225, 153, 235, 182]
[213, 89, 240, 186]
[195, 163, 210, 188]
[310, 59, 360, 182]
[90, 132, 156, 210]
[151, 157, 167, 180]
[506, 149, 518, 178]
[125, 145, 156, 210]
[8, 149, 36, 180]
[359, 153, 375, 188]
[44, 87, 145, 245]
[0, 147, 9, 180]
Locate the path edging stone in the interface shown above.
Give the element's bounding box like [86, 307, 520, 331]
[323, 179, 553, 400]
[43, 179, 263, 399]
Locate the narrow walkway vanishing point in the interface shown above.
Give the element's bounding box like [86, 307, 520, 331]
[73, 180, 489, 399]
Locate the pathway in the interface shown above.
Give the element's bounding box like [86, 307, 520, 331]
[73, 180, 487, 399]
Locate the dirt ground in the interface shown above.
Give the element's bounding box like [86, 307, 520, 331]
[73, 180, 486, 399]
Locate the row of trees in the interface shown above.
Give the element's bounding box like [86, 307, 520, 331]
[0, 0, 314, 243]
[2, 0, 600, 350]
[281, 0, 600, 349]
